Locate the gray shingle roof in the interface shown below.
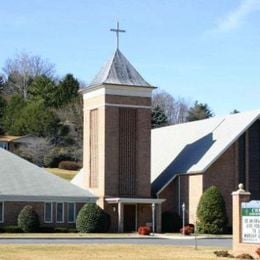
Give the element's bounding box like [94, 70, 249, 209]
[88, 49, 152, 88]
[151, 109, 260, 194]
[0, 149, 96, 202]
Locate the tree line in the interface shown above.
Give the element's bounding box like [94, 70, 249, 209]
[0, 51, 225, 166]
[152, 90, 215, 129]
[0, 52, 83, 167]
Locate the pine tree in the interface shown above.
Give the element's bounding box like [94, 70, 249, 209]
[55, 74, 79, 107]
[0, 96, 7, 134]
[152, 105, 168, 128]
[186, 101, 213, 121]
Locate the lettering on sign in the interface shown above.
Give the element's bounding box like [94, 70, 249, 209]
[242, 201, 260, 244]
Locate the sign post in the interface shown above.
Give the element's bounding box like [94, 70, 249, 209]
[182, 203, 185, 236]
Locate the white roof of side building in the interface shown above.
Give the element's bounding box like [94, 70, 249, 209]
[86, 49, 153, 88]
[151, 109, 260, 194]
[71, 168, 85, 188]
[0, 148, 96, 202]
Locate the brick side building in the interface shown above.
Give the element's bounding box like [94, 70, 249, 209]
[152, 110, 260, 227]
[0, 148, 96, 228]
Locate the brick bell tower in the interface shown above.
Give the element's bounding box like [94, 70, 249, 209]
[74, 23, 164, 232]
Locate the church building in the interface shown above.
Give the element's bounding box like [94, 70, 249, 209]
[71, 24, 260, 232]
[151, 110, 260, 227]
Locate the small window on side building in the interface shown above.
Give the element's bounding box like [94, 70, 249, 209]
[0, 202, 4, 223]
[68, 203, 76, 223]
[44, 202, 53, 223]
[56, 203, 64, 223]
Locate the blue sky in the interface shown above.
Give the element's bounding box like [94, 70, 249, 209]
[0, 0, 260, 116]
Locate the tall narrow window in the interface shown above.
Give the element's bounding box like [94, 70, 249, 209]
[119, 108, 137, 196]
[89, 109, 98, 188]
[0, 202, 3, 223]
[44, 202, 53, 223]
[56, 203, 64, 223]
[68, 203, 76, 223]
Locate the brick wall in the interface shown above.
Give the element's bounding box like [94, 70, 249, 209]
[159, 175, 190, 222]
[158, 144, 238, 226]
[83, 94, 152, 199]
[105, 105, 152, 198]
[0, 201, 85, 227]
[247, 120, 260, 199]
[203, 143, 238, 226]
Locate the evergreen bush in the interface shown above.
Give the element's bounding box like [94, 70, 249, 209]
[196, 186, 227, 234]
[17, 205, 40, 233]
[76, 204, 110, 233]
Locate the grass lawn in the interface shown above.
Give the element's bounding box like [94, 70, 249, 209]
[0, 244, 230, 260]
[46, 168, 78, 180]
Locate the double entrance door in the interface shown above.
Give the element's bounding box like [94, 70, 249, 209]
[123, 204, 136, 232]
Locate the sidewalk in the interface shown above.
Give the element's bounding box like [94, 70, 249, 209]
[155, 233, 232, 240]
[0, 232, 232, 240]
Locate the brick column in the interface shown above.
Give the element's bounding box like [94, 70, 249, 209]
[232, 183, 251, 251]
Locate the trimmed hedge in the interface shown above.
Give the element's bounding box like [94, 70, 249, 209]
[17, 205, 40, 233]
[0, 226, 23, 233]
[197, 186, 227, 234]
[44, 147, 73, 167]
[58, 161, 81, 170]
[76, 204, 110, 233]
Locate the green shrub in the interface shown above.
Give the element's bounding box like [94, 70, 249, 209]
[0, 225, 23, 233]
[54, 227, 77, 233]
[76, 204, 110, 233]
[44, 147, 73, 167]
[58, 161, 81, 170]
[17, 205, 40, 232]
[162, 211, 182, 232]
[196, 186, 227, 234]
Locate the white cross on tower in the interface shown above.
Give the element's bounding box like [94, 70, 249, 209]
[110, 22, 126, 50]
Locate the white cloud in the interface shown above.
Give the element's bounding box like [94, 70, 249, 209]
[214, 0, 260, 32]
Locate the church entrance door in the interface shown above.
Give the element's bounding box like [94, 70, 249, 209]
[124, 204, 136, 232]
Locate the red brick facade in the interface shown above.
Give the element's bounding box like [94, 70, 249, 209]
[83, 88, 156, 232]
[0, 201, 85, 227]
[159, 120, 260, 228]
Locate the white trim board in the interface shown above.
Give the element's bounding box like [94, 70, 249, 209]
[85, 103, 151, 110]
[83, 84, 154, 99]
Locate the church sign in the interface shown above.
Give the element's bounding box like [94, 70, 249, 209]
[241, 200, 260, 243]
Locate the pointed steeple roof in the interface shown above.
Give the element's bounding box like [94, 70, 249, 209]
[88, 49, 152, 88]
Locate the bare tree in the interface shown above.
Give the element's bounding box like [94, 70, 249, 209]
[152, 89, 190, 125]
[55, 96, 83, 148]
[14, 138, 54, 167]
[2, 52, 55, 99]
